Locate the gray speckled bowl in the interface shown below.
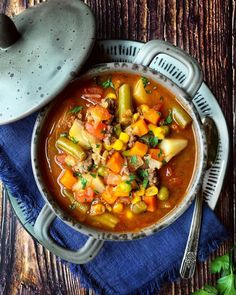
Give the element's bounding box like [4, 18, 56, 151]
[31, 40, 207, 264]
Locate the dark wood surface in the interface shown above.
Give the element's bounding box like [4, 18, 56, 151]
[0, 0, 235, 294]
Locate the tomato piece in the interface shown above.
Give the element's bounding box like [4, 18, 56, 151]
[153, 102, 163, 111]
[85, 121, 107, 140]
[88, 105, 112, 123]
[83, 86, 104, 95]
[75, 187, 95, 203]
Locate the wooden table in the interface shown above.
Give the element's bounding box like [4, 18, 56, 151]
[0, 1, 235, 294]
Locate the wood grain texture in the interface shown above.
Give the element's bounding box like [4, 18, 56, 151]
[0, 0, 235, 294]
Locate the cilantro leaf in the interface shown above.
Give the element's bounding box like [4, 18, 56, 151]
[211, 254, 230, 274]
[191, 285, 218, 295]
[142, 178, 149, 188]
[130, 155, 138, 164]
[141, 76, 149, 88]
[101, 78, 114, 89]
[165, 111, 173, 125]
[216, 273, 236, 295]
[149, 136, 159, 147]
[69, 136, 79, 144]
[126, 174, 136, 184]
[69, 106, 83, 114]
[81, 177, 87, 189]
[90, 173, 96, 178]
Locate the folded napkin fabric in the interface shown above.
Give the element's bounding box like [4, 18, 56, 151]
[0, 113, 229, 295]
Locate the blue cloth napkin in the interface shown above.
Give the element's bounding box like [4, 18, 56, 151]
[0, 113, 228, 295]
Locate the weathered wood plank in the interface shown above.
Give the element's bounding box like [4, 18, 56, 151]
[0, 0, 235, 294]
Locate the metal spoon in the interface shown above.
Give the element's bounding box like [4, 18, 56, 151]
[180, 116, 219, 279]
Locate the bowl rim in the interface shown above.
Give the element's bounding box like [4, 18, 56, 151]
[31, 62, 207, 241]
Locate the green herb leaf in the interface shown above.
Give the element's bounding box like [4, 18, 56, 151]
[191, 285, 218, 295]
[94, 190, 99, 195]
[101, 78, 114, 89]
[69, 136, 79, 144]
[90, 173, 97, 178]
[126, 174, 136, 184]
[165, 111, 173, 125]
[216, 273, 236, 295]
[162, 159, 167, 165]
[74, 172, 82, 178]
[142, 178, 149, 188]
[149, 136, 159, 147]
[158, 149, 163, 158]
[130, 155, 138, 164]
[141, 76, 149, 88]
[139, 169, 149, 178]
[96, 144, 101, 148]
[81, 177, 87, 189]
[211, 254, 230, 274]
[69, 106, 83, 114]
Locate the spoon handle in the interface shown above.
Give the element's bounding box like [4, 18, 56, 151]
[180, 191, 203, 278]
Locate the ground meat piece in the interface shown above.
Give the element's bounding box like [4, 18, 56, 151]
[103, 125, 114, 145]
[120, 158, 130, 176]
[124, 126, 138, 148]
[148, 168, 159, 186]
[74, 155, 93, 174]
[101, 98, 118, 115]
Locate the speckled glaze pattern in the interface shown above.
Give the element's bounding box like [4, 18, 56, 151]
[0, 0, 95, 125]
[31, 62, 208, 241]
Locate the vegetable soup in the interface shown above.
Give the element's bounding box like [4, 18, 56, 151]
[39, 72, 196, 232]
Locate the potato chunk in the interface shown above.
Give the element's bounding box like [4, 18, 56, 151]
[159, 139, 188, 162]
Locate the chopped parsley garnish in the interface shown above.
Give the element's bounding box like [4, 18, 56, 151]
[74, 172, 82, 177]
[69, 136, 79, 144]
[142, 178, 149, 188]
[130, 155, 138, 164]
[164, 111, 173, 125]
[139, 169, 149, 179]
[162, 159, 167, 165]
[90, 173, 96, 178]
[96, 144, 100, 148]
[101, 78, 114, 89]
[81, 177, 87, 189]
[69, 106, 83, 114]
[149, 136, 159, 147]
[158, 149, 163, 158]
[141, 76, 149, 88]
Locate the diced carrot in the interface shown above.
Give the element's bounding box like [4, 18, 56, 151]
[143, 109, 161, 125]
[143, 196, 157, 212]
[148, 148, 165, 161]
[101, 186, 118, 204]
[132, 119, 149, 137]
[59, 170, 77, 190]
[85, 121, 107, 140]
[106, 152, 124, 174]
[129, 141, 148, 157]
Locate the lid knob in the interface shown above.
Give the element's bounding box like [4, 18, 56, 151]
[0, 13, 20, 49]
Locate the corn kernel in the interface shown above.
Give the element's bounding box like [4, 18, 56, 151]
[105, 92, 117, 99]
[140, 104, 150, 113]
[103, 143, 113, 151]
[153, 127, 165, 139]
[113, 139, 124, 151]
[133, 187, 145, 198]
[113, 203, 124, 213]
[145, 186, 158, 196]
[131, 196, 141, 204]
[133, 113, 140, 122]
[119, 132, 130, 143]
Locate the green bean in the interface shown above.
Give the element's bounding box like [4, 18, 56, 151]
[158, 186, 169, 201]
[114, 124, 122, 137]
[131, 201, 147, 214]
[89, 212, 120, 229]
[118, 83, 133, 125]
[172, 106, 192, 129]
[63, 189, 89, 214]
[56, 137, 87, 161]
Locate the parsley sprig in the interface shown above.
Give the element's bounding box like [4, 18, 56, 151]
[69, 106, 83, 114]
[101, 78, 115, 89]
[192, 245, 236, 295]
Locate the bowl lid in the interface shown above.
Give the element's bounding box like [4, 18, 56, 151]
[0, 0, 95, 125]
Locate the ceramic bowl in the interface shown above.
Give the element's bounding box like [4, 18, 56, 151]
[31, 40, 207, 264]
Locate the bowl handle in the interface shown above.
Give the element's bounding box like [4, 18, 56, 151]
[34, 204, 104, 264]
[133, 39, 203, 98]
